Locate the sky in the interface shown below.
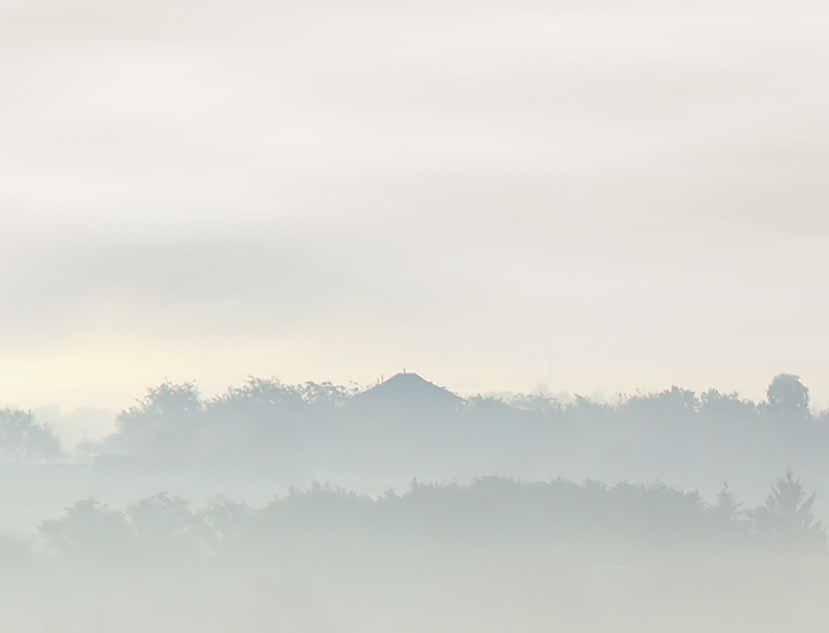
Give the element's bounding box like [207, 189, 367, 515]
[2, 0, 829, 420]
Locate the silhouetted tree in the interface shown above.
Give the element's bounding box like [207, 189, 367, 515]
[625, 387, 699, 418]
[752, 471, 824, 549]
[766, 374, 810, 420]
[712, 483, 741, 523]
[26, 472, 829, 570]
[699, 389, 757, 422]
[40, 499, 132, 562]
[710, 482, 747, 542]
[200, 496, 255, 556]
[124, 381, 202, 419]
[0, 408, 61, 461]
[81, 371, 829, 482]
[127, 493, 201, 564]
[209, 377, 305, 415]
[128, 493, 195, 541]
[110, 381, 203, 463]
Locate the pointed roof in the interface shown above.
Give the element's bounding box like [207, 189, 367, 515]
[354, 373, 464, 410]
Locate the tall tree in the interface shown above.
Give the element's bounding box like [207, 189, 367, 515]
[766, 374, 810, 420]
[753, 471, 824, 549]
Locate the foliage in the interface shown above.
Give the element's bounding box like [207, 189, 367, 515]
[766, 374, 810, 419]
[752, 470, 825, 548]
[0, 408, 61, 461]
[35, 473, 826, 567]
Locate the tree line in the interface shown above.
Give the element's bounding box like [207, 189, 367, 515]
[2, 372, 828, 484]
[0, 471, 818, 570]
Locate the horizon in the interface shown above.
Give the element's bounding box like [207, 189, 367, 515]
[14, 368, 829, 451]
[11, 366, 829, 412]
[4, 0, 829, 417]
[5, 2, 829, 630]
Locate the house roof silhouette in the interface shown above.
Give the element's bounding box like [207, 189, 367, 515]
[354, 372, 463, 409]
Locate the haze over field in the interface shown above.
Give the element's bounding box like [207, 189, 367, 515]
[4, 1, 829, 630]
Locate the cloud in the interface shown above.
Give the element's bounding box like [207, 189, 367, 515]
[2, 0, 829, 405]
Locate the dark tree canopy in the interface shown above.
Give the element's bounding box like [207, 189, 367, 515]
[767, 373, 810, 419]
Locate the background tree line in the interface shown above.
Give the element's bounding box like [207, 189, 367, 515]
[3, 372, 829, 493]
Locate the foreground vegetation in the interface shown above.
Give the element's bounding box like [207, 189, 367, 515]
[0, 471, 817, 569]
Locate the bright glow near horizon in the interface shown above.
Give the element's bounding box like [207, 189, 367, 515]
[2, 0, 829, 416]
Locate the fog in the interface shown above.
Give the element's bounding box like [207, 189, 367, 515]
[3, 0, 829, 406]
[4, 0, 829, 629]
[3, 471, 829, 631]
[3, 373, 829, 629]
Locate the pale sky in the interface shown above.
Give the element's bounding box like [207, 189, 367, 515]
[2, 0, 829, 415]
